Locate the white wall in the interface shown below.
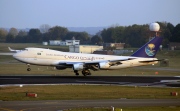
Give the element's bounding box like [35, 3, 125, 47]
[69, 45, 103, 54]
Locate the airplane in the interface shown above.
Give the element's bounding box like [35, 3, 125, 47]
[10, 36, 163, 76]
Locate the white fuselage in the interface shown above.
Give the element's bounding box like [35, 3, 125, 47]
[13, 48, 158, 70]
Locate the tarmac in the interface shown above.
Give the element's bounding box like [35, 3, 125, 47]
[0, 75, 180, 87]
[0, 99, 180, 111]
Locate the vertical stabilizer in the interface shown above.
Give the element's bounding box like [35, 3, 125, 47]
[131, 37, 163, 58]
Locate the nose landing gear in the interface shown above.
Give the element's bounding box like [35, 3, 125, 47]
[27, 64, 31, 71]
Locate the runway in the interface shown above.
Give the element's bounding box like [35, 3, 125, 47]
[0, 99, 180, 111]
[0, 76, 180, 87]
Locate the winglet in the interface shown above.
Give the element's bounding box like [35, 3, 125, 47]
[8, 47, 15, 51]
[131, 37, 163, 58]
[8, 47, 21, 52]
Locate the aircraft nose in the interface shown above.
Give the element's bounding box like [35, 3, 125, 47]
[13, 53, 18, 59]
[13, 53, 21, 60]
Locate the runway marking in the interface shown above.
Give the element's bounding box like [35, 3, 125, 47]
[76, 81, 140, 85]
[76, 80, 105, 83]
[160, 80, 180, 83]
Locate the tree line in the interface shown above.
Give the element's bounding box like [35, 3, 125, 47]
[0, 25, 89, 44]
[0, 22, 180, 48]
[92, 22, 180, 47]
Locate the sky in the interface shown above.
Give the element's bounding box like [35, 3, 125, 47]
[0, 0, 180, 28]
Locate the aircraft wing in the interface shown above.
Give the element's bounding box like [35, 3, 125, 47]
[55, 58, 136, 66]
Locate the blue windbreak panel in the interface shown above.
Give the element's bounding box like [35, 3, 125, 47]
[131, 37, 163, 58]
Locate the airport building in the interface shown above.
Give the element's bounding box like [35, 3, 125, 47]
[69, 45, 103, 54]
[66, 40, 80, 46]
[103, 43, 125, 50]
[49, 40, 80, 46]
[49, 40, 61, 45]
[169, 42, 180, 50]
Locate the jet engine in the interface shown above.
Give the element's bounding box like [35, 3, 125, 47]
[56, 66, 67, 70]
[98, 62, 110, 69]
[73, 63, 84, 70]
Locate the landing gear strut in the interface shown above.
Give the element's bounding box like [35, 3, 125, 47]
[27, 64, 31, 71]
[82, 69, 91, 76]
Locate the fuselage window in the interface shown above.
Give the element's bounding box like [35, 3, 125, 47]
[37, 53, 41, 55]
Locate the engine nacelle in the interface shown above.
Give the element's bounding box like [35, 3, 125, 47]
[99, 62, 110, 69]
[73, 63, 84, 70]
[56, 66, 67, 70]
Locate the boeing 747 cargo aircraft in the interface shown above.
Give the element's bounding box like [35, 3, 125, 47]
[9, 36, 163, 76]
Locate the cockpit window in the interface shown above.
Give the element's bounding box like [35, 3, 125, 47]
[37, 53, 41, 55]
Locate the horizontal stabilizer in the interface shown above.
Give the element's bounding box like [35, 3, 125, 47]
[139, 59, 161, 63]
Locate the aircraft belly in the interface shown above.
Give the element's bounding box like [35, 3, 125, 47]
[108, 64, 131, 70]
[22, 58, 54, 66]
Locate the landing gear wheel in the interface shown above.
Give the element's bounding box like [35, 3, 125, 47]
[27, 68, 31, 71]
[74, 70, 79, 76]
[27, 64, 31, 71]
[82, 69, 91, 76]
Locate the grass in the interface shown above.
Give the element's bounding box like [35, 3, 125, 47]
[64, 106, 180, 111]
[0, 62, 180, 76]
[0, 85, 180, 101]
[0, 43, 69, 52]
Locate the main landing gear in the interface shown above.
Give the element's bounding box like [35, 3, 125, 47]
[74, 69, 91, 76]
[27, 64, 31, 71]
[82, 69, 91, 76]
[74, 70, 79, 76]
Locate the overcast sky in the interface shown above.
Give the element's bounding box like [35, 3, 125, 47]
[0, 0, 180, 28]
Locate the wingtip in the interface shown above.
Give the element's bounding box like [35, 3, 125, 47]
[8, 47, 12, 51]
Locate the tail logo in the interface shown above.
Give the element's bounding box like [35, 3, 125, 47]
[145, 43, 155, 56]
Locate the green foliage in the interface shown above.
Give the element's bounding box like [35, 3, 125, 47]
[48, 26, 68, 40]
[5, 34, 15, 43]
[91, 35, 102, 45]
[73, 31, 89, 44]
[0, 28, 8, 42]
[0, 85, 180, 101]
[171, 24, 180, 42]
[8, 27, 18, 36]
[3, 22, 180, 45]
[101, 22, 180, 48]
[28, 28, 41, 43]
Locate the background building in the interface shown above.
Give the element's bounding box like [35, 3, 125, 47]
[49, 40, 80, 46]
[49, 40, 61, 45]
[103, 43, 125, 50]
[169, 42, 180, 50]
[65, 40, 80, 46]
[69, 45, 103, 54]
